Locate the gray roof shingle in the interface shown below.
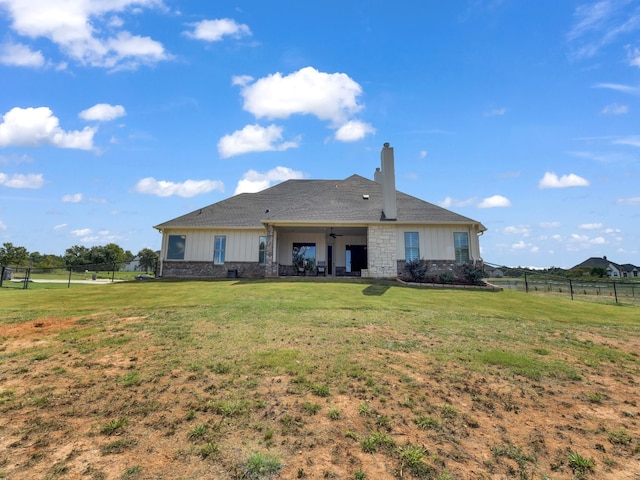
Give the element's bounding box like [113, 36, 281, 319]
[154, 174, 485, 230]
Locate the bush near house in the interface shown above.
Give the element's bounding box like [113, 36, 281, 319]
[402, 259, 487, 286]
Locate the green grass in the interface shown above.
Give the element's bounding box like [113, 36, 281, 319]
[243, 452, 282, 479]
[1, 279, 639, 479]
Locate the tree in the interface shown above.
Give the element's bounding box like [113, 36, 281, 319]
[88, 243, 126, 270]
[0, 242, 29, 266]
[101, 243, 127, 268]
[591, 267, 606, 278]
[137, 248, 158, 272]
[64, 245, 91, 269]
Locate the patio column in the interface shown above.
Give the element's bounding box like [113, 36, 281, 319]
[265, 224, 278, 277]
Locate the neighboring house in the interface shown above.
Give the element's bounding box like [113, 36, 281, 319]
[570, 256, 638, 278]
[484, 265, 504, 278]
[154, 143, 486, 279]
[121, 256, 141, 272]
[621, 264, 639, 278]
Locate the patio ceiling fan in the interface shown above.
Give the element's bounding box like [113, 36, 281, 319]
[328, 228, 343, 238]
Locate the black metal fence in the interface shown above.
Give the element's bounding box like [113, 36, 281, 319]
[1, 264, 154, 289]
[488, 274, 640, 306]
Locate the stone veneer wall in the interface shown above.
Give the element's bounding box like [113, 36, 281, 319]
[396, 259, 458, 277]
[366, 225, 398, 278]
[161, 261, 265, 278]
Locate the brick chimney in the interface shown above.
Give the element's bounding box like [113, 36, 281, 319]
[380, 142, 397, 220]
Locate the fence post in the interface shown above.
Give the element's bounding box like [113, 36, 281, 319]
[68, 267, 72, 288]
[524, 273, 529, 293]
[569, 279, 574, 300]
[23, 268, 30, 289]
[613, 282, 618, 304]
[0, 266, 4, 287]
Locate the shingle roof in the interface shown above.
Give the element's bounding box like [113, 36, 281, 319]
[573, 257, 620, 270]
[154, 174, 485, 230]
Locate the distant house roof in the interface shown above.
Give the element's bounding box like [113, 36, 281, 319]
[621, 264, 639, 273]
[572, 256, 620, 270]
[154, 174, 486, 231]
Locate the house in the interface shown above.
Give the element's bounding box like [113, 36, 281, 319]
[121, 256, 141, 272]
[621, 264, 639, 278]
[570, 256, 637, 278]
[154, 143, 486, 279]
[483, 265, 504, 278]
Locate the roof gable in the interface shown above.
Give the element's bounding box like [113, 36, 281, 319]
[572, 257, 624, 270]
[154, 174, 485, 230]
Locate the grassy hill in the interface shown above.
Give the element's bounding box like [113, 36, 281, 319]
[1, 279, 639, 479]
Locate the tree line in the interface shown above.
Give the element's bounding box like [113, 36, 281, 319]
[0, 242, 158, 272]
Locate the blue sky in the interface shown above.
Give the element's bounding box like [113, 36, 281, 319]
[0, 0, 639, 268]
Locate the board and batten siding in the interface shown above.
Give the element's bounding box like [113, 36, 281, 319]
[162, 229, 266, 262]
[394, 225, 481, 261]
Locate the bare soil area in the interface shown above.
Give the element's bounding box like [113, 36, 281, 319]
[1, 316, 639, 480]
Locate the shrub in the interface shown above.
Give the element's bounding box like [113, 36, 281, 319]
[439, 271, 454, 284]
[461, 263, 485, 286]
[404, 259, 429, 283]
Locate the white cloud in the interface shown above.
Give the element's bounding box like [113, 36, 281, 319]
[0, 0, 170, 70]
[511, 240, 538, 253]
[594, 82, 640, 95]
[77, 230, 125, 243]
[53, 223, 67, 231]
[218, 124, 298, 158]
[438, 196, 477, 208]
[617, 196, 640, 205]
[334, 120, 375, 142]
[184, 18, 251, 42]
[0, 153, 33, 165]
[567, 233, 609, 251]
[503, 225, 531, 236]
[237, 66, 364, 125]
[579, 222, 602, 230]
[478, 195, 511, 208]
[627, 45, 640, 67]
[71, 228, 92, 237]
[0, 172, 44, 188]
[539, 221, 561, 228]
[419, 150, 427, 159]
[232, 75, 253, 86]
[0, 107, 95, 149]
[62, 193, 83, 203]
[234, 166, 306, 195]
[613, 135, 640, 147]
[0, 220, 6, 231]
[484, 107, 507, 117]
[538, 172, 589, 188]
[79, 103, 126, 122]
[0, 42, 45, 67]
[70, 228, 124, 243]
[567, 1, 640, 59]
[600, 103, 628, 114]
[133, 177, 224, 198]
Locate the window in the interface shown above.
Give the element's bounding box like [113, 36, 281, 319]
[214, 236, 226, 265]
[454, 232, 469, 264]
[293, 243, 316, 270]
[404, 232, 419, 262]
[167, 235, 186, 260]
[258, 236, 267, 265]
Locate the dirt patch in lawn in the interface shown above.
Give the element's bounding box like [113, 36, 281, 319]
[0, 316, 639, 480]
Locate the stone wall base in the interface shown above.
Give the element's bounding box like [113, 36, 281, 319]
[396, 259, 458, 276]
[161, 261, 265, 279]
